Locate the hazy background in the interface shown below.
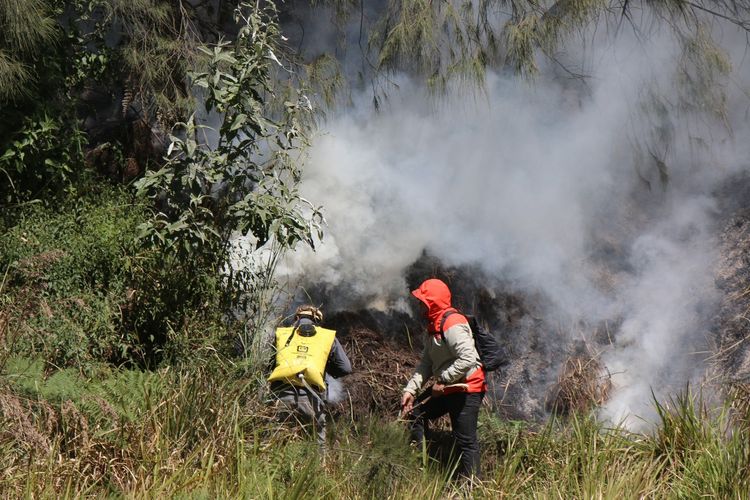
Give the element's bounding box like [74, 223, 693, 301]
[266, 8, 750, 427]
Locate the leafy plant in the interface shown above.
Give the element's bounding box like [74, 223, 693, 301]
[0, 187, 146, 367]
[136, 3, 322, 258]
[0, 113, 87, 205]
[0, 0, 93, 208]
[134, 2, 324, 361]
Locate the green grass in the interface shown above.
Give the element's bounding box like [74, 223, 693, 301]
[1, 360, 748, 498]
[0, 187, 146, 368]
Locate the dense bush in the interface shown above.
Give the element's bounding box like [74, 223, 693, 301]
[0, 185, 241, 369]
[1, 187, 146, 367]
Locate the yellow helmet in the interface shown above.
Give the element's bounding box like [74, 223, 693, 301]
[295, 305, 323, 323]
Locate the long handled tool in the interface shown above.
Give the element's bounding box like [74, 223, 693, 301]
[399, 383, 470, 418]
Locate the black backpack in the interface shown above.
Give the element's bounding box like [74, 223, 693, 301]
[439, 310, 508, 372]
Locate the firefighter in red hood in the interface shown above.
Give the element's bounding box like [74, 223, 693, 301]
[401, 278, 486, 479]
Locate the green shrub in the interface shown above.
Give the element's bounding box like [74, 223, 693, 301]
[122, 248, 229, 368]
[1, 182, 245, 369]
[0, 186, 144, 367]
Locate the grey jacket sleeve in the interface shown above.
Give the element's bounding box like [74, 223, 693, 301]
[326, 337, 353, 378]
[404, 345, 432, 396]
[265, 328, 278, 373]
[438, 322, 481, 384]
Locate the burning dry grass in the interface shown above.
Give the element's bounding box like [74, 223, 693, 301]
[546, 354, 612, 416]
[331, 318, 616, 422]
[716, 209, 750, 380]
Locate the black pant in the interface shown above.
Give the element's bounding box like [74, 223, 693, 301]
[410, 392, 483, 478]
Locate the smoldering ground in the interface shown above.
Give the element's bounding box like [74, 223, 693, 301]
[266, 8, 750, 428]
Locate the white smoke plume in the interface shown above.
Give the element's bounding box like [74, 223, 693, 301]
[325, 375, 346, 404]
[269, 13, 750, 427]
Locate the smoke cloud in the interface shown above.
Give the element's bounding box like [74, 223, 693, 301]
[269, 11, 750, 427]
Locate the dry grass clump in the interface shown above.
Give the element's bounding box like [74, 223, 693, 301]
[0, 386, 140, 496]
[0, 391, 52, 454]
[14, 250, 66, 281]
[546, 354, 612, 416]
[727, 382, 750, 431]
[0, 366, 271, 496]
[334, 327, 420, 420]
[0, 311, 7, 343]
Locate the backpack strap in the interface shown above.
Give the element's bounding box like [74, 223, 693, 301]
[284, 320, 318, 347]
[284, 326, 298, 347]
[438, 309, 459, 341]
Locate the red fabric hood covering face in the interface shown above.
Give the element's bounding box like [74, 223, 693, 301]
[411, 278, 454, 332]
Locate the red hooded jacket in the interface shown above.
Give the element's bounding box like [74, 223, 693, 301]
[409, 279, 486, 394]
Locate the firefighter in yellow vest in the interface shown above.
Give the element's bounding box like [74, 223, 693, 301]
[268, 305, 352, 447]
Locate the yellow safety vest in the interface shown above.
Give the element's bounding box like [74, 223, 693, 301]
[268, 325, 336, 391]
